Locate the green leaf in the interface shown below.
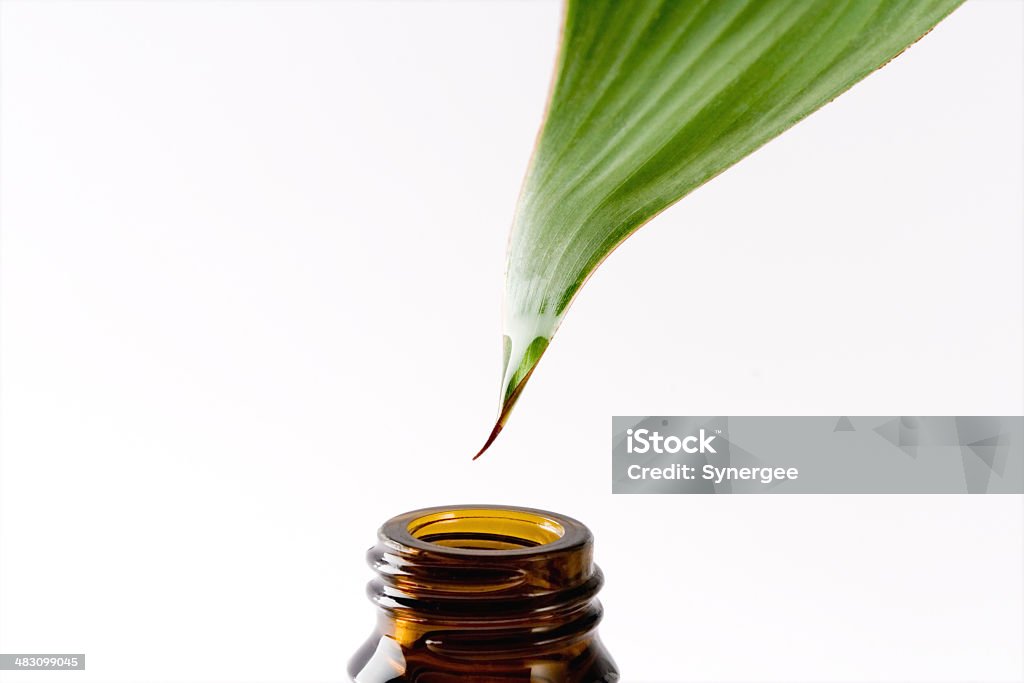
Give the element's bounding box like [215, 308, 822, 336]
[478, 0, 963, 457]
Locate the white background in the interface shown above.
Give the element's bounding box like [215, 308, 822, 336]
[1, 1, 1022, 682]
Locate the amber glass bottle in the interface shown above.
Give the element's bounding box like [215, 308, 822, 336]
[348, 505, 619, 682]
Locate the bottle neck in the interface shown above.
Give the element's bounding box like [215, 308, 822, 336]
[366, 506, 605, 655]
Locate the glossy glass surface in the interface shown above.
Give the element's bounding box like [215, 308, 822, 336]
[348, 505, 619, 682]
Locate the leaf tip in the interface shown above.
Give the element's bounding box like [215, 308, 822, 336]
[473, 421, 504, 460]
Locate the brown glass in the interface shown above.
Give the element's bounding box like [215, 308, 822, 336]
[348, 505, 619, 682]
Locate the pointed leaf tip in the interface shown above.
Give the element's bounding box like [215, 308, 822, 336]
[476, 344, 548, 459]
[473, 422, 504, 460]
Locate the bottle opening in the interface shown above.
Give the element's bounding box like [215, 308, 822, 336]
[407, 508, 566, 551]
[359, 507, 616, 678]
